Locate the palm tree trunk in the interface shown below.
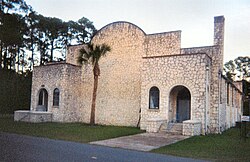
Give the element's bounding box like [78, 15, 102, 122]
[90, 74, 98, 125]
[90, 63, 100, 125]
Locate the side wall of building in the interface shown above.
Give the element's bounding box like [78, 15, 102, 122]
[30, 63, 82, 122]
[219, 78, 242, 131]
[180, 16, 225, 133]
[56, 64, 82, 122]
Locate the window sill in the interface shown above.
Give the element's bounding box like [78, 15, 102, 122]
[52, 106, 59, 108]
[148, 108, 160, 112]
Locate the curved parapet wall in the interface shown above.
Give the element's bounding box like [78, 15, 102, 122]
[92, 21, 146, 49]
[93, 21, 182, 57]
[93, 21, 146, 38]
[81, 22, 146, 126]
[77, 21, 183, 126]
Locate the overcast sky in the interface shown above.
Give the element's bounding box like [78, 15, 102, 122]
[25, 0, 250, 62]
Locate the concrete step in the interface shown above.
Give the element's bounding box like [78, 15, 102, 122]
[160, 123, 183, 135]
[166, 131, 183, 135]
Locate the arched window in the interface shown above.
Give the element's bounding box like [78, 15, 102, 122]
[149, 86, 160, 109]
[53, 88, 60, 106]
[38, 88, 48, 111]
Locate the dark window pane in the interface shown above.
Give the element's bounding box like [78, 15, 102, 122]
[149, 86, 159, 109]
[38, 90, 43, 105]
[53, 88, 60, 106]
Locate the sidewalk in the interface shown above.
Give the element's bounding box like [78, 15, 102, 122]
[90, 133, 190, 151]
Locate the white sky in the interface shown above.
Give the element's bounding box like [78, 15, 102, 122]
[25, 0, 250, 62]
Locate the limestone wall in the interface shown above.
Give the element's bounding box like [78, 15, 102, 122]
[140, 53, 212, 133]
[219, 77, 242, 131]
[181, 16, 225, 133]
[77, 22, 146, 126]
[57, 22, 183, 126]
[57, 64, 82, 122]
[181, 46, 216, 58]
[183, 120, 201, 136]
[145, 31, 181, 57]
[31, 63, 65, 112]
[14, 110, 52, 123]
[66, 45, 86, 66]
[30, 63, 82, 122]
[182, 46, 220, 133]
[209, 16, 225, 133]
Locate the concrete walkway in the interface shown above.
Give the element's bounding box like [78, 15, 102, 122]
[0, 132, 207, 162]
[90, 133, 190, 151]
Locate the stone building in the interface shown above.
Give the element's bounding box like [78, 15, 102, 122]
[15, 16, 243, 135]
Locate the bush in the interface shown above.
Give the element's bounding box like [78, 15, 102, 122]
[0, 69, 32, 114]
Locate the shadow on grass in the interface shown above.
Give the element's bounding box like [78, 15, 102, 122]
[0, 115, 144, 143]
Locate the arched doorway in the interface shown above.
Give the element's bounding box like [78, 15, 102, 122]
[37, 88, 48, 111]
[169, 86, 191, 123]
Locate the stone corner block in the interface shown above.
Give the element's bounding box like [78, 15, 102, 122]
[146, 118, 167, 133]
[183, 120, 201, 136]
[14, 110, 53, 123]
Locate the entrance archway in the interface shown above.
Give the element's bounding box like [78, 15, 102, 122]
[37, 88, 48, 111]
[169, 86, 191, 123]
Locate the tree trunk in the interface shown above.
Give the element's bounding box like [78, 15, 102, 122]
[17, 47, 20, 72]
[90, 74, 98, 125]
[50, 40, 54, 62]
[3, 46, 7, 69]
[30, 34, 34, 70]
[22, 51, 24, 74]
[0, 41, 2, 69]
[9, 50, 12, 70]
[90, 63, 100, 125]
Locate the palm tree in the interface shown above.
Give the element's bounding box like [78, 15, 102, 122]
[78, 43, 111, 125]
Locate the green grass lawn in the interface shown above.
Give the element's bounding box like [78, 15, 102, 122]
[1, 116, 250, 161]
[0, 116, 144, 143]
[152, 126, 250, 162]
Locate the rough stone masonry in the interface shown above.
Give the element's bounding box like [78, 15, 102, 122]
[15, 16, 243, 135]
